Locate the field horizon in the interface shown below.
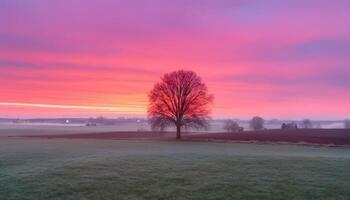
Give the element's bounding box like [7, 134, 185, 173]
[3, 126, 349, 147]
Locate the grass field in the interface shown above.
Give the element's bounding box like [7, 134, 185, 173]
[1, 138, 350, 200]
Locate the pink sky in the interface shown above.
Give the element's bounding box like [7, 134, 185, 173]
[0, 0, 350, 119]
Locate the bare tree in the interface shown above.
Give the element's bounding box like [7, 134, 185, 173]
[344, 119, 350, 129]
[148, 70, 213, 139]
[250, 116, 264, 130]
[301, 119, 313, 128]
[223, 120, 242, 133]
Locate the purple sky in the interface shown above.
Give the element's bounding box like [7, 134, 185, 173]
[0, 0, 350, 119]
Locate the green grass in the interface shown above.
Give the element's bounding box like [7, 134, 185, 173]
[1, 138, 350, 200]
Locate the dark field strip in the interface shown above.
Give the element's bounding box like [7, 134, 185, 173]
[20, 129, 350, 146]
[183, 129, 350, 146]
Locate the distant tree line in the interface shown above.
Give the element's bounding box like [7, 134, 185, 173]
[223, 116, 265, 133]
[223, 120, 243, 133]
[301, 119, 313, 128]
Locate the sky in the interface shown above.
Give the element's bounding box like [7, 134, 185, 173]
[0, 0, 349, 119]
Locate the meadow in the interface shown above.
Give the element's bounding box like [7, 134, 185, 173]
[1, 137, 350, 200]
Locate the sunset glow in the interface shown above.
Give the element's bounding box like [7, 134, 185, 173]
[1, 0, 350, 119]
[0, 102, 124, 110]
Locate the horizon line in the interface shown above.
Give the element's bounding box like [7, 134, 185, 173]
[0, 102, 348, 121]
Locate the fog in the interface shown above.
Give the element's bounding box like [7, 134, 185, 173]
[0, 119, 345, 137]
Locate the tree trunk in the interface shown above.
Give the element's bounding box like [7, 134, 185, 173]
[176, 125, 181, 139]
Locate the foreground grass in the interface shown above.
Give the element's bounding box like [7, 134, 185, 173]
[0, 139, 350, 200]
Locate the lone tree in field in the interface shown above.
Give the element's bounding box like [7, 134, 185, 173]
[301, 119, 313, 128]
[250, 116, 264, 130]
[148, 70, 213, 139]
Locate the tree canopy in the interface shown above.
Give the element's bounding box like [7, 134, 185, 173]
[148, 70, 213, 139]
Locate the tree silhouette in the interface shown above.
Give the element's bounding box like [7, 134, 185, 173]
[223, 120, 242, 133]
[250, 116, 264, 130]
[301, 119, 313, 128]
[148, 70, 213, 139]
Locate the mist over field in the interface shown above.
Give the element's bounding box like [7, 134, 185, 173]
[0, 118, 346, 137]
[1, 117, 347, 134]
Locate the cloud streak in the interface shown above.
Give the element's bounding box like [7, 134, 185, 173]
[0, 102, 122, 111]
